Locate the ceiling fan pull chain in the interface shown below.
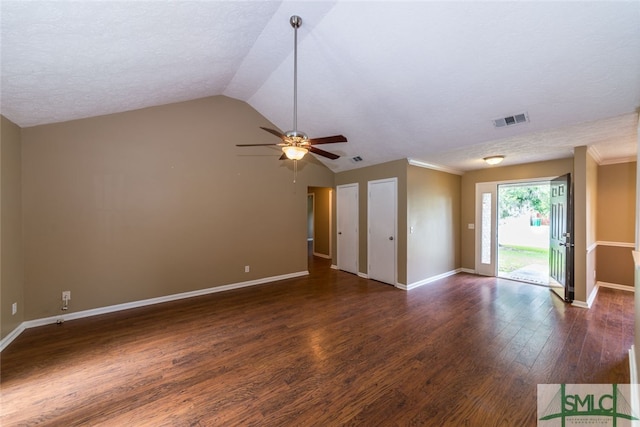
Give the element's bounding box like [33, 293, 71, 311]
[293, 159, 298, 183]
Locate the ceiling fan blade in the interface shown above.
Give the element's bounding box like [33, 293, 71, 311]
[236, 143, 279, 147]
[260, 127, 285, 139]
[309, 146, 340, 160]
[308, 135, 348, 145]
[279, 153, 288, 160]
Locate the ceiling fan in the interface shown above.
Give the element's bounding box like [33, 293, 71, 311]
[236, 15, 347, 161]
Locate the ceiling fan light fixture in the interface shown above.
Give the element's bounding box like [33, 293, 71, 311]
[483, 155, 504, 165]
[283, 145, 308, 160]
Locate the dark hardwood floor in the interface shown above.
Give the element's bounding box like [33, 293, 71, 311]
[1, 255, 634, 426]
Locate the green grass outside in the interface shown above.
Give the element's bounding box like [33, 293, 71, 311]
[498, 244, 549, 273]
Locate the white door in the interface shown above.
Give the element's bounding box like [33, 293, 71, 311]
[337, 184, 358, 274]
[368, 178, 397, 285]
[475, 182, 497, 276]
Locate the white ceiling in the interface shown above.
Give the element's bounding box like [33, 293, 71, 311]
[2, 1, 639, 173]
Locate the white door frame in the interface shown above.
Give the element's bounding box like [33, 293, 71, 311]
[367, 177, 398, 285]
[475, 182, 497, 276]
[475, 177, 556, 276]
[327, 189, 333, 260]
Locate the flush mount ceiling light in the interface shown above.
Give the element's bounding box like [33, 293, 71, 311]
[483, 155, 505, 165]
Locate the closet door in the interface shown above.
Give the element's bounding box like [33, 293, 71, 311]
[337, 184, 358, 274]
[368, 178, 397, 285]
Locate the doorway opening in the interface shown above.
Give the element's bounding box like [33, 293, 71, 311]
[307, 187, 332, 260]
[497, 181, 550, 285]
[476, 175, 573, 299]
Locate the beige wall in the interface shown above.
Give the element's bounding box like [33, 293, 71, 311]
[596, 161, 636, 287]
[1, 116, 24, 339]
[597, 162, 636, 243]
[334, 159, 408, 284]
[586, 152, 599, 249]
[407, 165, 460, 285]
[573, 146, 598, 303]
[596, 246, 635, 286]
[20, 96, 333, 319]
[308, 187, 332, 258]
[460, 158, 574, 270]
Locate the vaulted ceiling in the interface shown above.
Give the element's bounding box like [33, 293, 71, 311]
[2, 1, 639, 172]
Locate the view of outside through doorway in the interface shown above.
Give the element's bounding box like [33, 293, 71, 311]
[497, 182, 550, 285]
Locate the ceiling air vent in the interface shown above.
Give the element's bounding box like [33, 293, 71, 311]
[351, 156, 363, 163]
[493, 112, 529, 128]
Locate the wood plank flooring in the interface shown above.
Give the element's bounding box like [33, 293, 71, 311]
[1, 256, 634, 426]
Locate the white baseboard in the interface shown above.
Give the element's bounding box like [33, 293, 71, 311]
[508, 280, 628, 310]
[459, 268, 476, 274]
[357, 272, 369, 279]
[403, 268, 462, 291]
[571, 283, 599, 309]
[0, 322, 26, 352]
[597, 280, 635, 292]
[330, 264, 338, 270]
[586, 283, 599, 307]
[571, 300, 590, 309]
[0, 270, 308, 353]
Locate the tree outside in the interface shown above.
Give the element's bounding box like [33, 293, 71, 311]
[498, 183, 550, 223]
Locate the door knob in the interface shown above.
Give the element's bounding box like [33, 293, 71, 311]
[389, 236, 394, 240]
[338, 232, 342, 235]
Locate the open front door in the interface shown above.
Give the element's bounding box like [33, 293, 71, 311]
[549, 173, 574, 301]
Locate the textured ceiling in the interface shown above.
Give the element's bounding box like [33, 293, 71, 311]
[1, 1, 639, 172]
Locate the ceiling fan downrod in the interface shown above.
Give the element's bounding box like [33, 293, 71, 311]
[290, 15, 302, 136]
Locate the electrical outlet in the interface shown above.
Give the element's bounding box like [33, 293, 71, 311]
[62, 291, 71, 301]
[12, 302, 17, 315]
[245, 265, 250, 273]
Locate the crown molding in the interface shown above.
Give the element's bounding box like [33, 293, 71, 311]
[407, 159, 464, 176]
